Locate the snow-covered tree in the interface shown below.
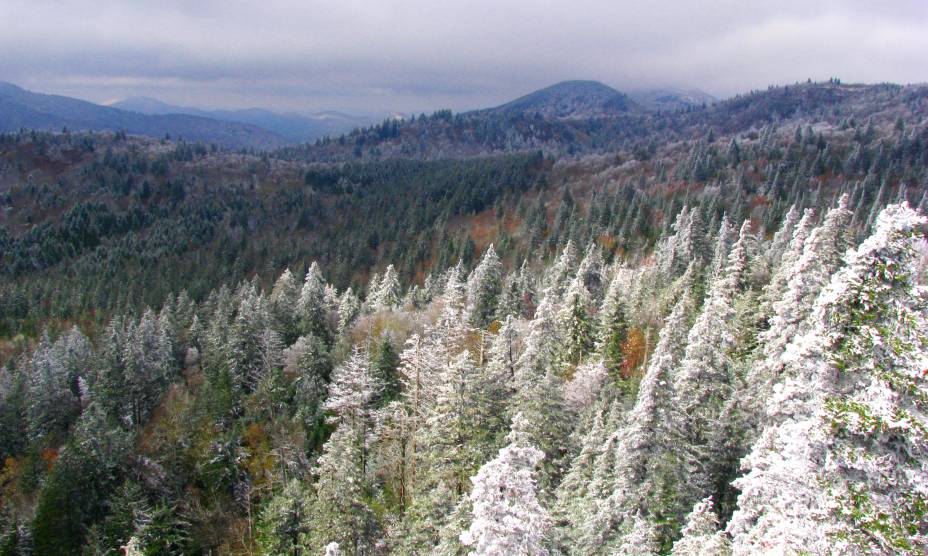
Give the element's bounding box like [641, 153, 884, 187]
[575, 295, 694, 553]
[757, 208, 816, 319]
[270, 268, 301, 344]
[509, 296, 572, 488]
[763, 204, 800, 274]
[613, 512, 660, 556]
[557, 276, 595, 369]
[707, 215, 735, 285]
[544, 240, 578, 300]
[27, 331, 83, 439]
[671, 497, 731, 556]
[466, 245, 503, 328]
[336, 287, 360, 333]
[288, 334, 332, 428]
[728, 203, 928, 555]
[460, 415, 551, 556]
[576, 244, 606, 306]
[323, 346, 381, 428]
[305, 423, 378, 554]
[754, 196, 852, 388]
[371, 264, 402, 312]
[297, 262, 332, 343]
[597, 272, 630, 381]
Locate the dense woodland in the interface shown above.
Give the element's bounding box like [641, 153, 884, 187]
[1, 81, 928, 555]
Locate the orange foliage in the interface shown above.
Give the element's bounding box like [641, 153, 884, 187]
[40, 448, 59, 472]
[467, 208, 499, 254]
[749, 194, 771, 209]
[620, 328, 648, 379]
[242, 423, 275, 490]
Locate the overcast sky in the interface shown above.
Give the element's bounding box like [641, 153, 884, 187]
[2, 0, 926, 114]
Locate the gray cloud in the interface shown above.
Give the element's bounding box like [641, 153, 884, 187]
[1, 0, 926, 113]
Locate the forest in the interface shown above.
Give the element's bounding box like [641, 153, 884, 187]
[0, 81, 927, 555]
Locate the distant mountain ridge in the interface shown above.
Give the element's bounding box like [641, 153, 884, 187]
[481, 80, 639, 118]
[627, 87, 717, 111]
[278, 80, 923, 162]
[108, 96, 380, 142]
[0, 82, 289, 150]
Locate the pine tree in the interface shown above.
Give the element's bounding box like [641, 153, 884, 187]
[336, 287, 360, 333]
[509, 296, 572, 490]
[270, 268, 301, 344]
[544, 241, 578, 300]
[305, 424, 378, 554]
[122, 309, 176, 429]
[465, 245, 503, 328]
[307, 347, 382, 553]
[613, 512, 660, 556]
[557, 276, 595, 370]
[297, 262, 332, 344]
[576, 244, 606, 306]
[757, 208, 815, 319]
[323, 346, 381, 429]
[671, 497, 731, 556]
[669, 220, 753, 517]
[371, 264, 402, 312]
[459, 415, 551, 556]
[576, 295, 694, 553]
[288, 334, 332, 429]
[597, 272, 630, 381]
[728, 203, 928, 555]
[27, 331, 83, 439]
[707, 215, 735, 285]
[496, 270, 524, 321]
[255, 479, 310, 555]
[745, 197, 854, 437]
[762, 204, 800, 276]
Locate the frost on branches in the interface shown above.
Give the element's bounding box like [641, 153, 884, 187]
[460, 414, 551, 556]
[728, 203, 928, 555]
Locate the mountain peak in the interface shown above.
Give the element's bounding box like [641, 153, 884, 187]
[487, 80, 637, 118]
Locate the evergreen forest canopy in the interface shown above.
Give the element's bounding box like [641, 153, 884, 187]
[1, 79, 928, 555]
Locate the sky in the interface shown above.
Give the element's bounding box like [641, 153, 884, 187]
[2, 0, 927, 114]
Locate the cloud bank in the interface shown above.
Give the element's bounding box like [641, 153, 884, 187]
[2, 0, 926, 112]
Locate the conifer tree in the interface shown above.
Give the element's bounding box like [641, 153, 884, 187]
[613, 512, 660, 556]
[371, 264, 402, 312]
[27, 331, 84, 439]
[557, 276, 595, 369]
[671, 497, 731, 556]
[270, 268, 301, 344]
[728, 203, 928, 555]
[576, 244, 606, 306]
[509, 295, 572, 490]
[307, 347, 382, 553]
[756, 208, 815, 319]
[336, 287, 360, 333]
[465, 245, 503, 328]
[576, 295, 694, 553]
[297, 262, 332, 344]
[544, 241, 578, 301]
[597, 272, 630, 381]
[459, 415, 551, 556]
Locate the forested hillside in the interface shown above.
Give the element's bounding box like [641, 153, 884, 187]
[1, 80, 928, 555]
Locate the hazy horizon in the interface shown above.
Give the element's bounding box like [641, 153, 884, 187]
[3, 1, 927, 114]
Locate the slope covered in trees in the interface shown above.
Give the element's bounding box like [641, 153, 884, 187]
[1, 80, 928, 554]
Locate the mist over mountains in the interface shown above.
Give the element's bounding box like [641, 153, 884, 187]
[0, 79, 717, 151]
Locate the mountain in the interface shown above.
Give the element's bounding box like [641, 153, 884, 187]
[109, 96, 380, 142]
[627, 87, 717, 111]
[0, 82, 288, 149]
[482, 80, 639, 118]
[2, 79, 928, 555]
[279, 80, 922, 163]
